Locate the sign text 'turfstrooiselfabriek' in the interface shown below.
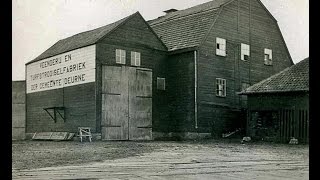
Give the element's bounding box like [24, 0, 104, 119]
[26, 45, 96, 93]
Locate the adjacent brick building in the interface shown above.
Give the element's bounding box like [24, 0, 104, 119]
[25, 0, 293, 140]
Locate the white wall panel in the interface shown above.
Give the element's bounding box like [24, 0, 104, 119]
[26, 45, 96, 93]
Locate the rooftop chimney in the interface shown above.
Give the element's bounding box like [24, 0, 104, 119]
[163, 9, 178, 14]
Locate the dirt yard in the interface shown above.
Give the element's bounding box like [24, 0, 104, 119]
[12, 139, 309, 179]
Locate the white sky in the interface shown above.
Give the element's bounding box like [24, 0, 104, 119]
[12, 0, 309, 81]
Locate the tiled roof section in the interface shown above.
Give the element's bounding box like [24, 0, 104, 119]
[27, 12, 135, 64]
[149, 0, 231, 51]
[241, 58, 309, 94]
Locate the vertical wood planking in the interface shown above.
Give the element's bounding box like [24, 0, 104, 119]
[101, 66, 129, 140]
[284, 110, 288, 142]
[128, 67, 153, 140]
[306, 109, 309, 143]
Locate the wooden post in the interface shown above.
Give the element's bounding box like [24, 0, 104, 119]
[290, 110, 293, 138]
[284, 110, 287, 142]
[279, 110, 282, 142]
[306, 110, 309, 143]
[296, 110, 299, 141]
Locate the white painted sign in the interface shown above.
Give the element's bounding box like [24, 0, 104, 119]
[26, 45, 96, 94]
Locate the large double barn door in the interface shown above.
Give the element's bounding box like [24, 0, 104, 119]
[101, 66, 152, 140]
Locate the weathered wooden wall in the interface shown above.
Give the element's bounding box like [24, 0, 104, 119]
[26, 82, 96, 133]
[12, 81, 26, 140]
[96, 13, 169, 133]
[166, 51, 195, 133]
[246, 92, 309, 143]
[196, 0, 293, 136]
[247, 93, 309, 111]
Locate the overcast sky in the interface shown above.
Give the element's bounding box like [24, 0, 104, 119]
[12, 0, 309, 81]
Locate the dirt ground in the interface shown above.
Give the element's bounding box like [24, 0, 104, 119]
[12, 139, 309, 179]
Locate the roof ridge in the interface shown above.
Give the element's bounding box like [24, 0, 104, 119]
[26, 12, 139, 64]
[149, 0, 230, 26]
[59, 13, 134, 42]
[150, 7, 219, 27]
[240, 58, 309, 94]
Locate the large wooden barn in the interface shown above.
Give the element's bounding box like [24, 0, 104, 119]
[239, 58, 309, 143]
[25, 0, 293, 140]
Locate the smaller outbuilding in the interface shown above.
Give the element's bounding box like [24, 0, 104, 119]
[239, 58, 309, 143]
[12, 81, 26, 140]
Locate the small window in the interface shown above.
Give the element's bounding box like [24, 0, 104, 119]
[157, 77, 165, 90]
[216, 37, 226, 56]
[264, 48, 272, 65]
[216, 78, 226, 97]
[116, 49, 126, 64]
[131, 51, 141, 66]
[241, 43, 250, 61]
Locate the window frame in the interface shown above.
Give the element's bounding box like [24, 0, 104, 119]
[116, 49, 126, 64]
[157, 77, 166, 90]
[241, 43, 250, 61]
[216, 78, 226, 97]
[216, 37, 226, 56]
[264, 48, 273, 65]
[131, 51, 141, 66]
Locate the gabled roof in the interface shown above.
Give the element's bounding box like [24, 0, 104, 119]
[240, 58, 309, 95]
[27, 12, 140, 65]
[148, 0, 231, 51]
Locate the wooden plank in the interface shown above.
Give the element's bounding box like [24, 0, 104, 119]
[298, 110, 301, 141]
[306, 110, 309, 143]
[283, 110, 287, 142]
[101, 66, 129, 140]
[302, 110, 305, 141]
[303, 110, 306, 142]
[294, 109, 299, 138]
[281, 110, 284, 142]
[50, 132, 69, 140]
[289, 110, 293, 138]
[128, 67, 153, 140]
[32, 132, 69, 140]
[278, 110, 282, 142]
[32, 132, 53, 140]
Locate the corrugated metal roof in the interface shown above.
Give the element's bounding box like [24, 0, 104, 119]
[148, 0, 231, 51]
[27, 12, 137, 64]
[240, 58, 309, 94]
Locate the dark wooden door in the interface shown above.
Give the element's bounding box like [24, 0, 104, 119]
[101, 66, 152, 140]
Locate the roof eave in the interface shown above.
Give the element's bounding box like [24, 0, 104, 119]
[25, 43, 97, 65]
[168, 46, 198, 55]
[238, 89, 309, 95]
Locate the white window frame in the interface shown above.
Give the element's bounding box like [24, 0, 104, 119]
[216, 37, 226, 56]
[131, 51, 141, 66]
[157, 77, 165, 90]
[116, 49, 126, 64]
[241, 43, 250, 61]
[264, 48, 272, 65]
[216, 78, 226, 97]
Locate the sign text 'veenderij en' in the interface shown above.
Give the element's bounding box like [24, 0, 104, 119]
[26, 45, 95, 93]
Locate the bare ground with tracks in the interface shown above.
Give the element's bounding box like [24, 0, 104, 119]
[12, 140, 309, 179]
